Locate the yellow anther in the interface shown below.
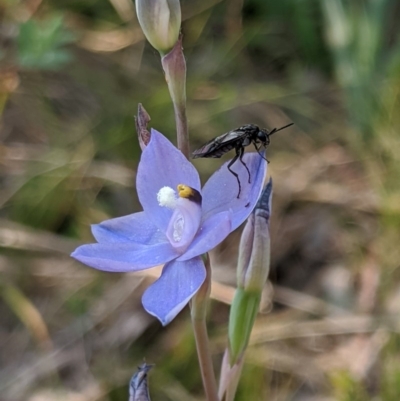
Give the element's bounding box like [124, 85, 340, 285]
[177, 184, 194, 198]
[177, 184, 202, 204]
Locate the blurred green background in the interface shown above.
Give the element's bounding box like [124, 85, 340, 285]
[1, 0, 400, 400]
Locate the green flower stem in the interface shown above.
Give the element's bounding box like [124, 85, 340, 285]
[174, 98, 189, 158]
[190, 254, 219, 401]
[161, 36, 190, 158]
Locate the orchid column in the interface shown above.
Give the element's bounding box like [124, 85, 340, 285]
[136, 0, 189, 158]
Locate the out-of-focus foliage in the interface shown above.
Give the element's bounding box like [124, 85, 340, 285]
[1, 0, 400, 400]
[17, 15, 75, 70]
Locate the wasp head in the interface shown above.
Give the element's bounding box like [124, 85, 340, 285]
[257, 128, 271, 147]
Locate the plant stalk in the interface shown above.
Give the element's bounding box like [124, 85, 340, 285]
[190, 255, 219, 401]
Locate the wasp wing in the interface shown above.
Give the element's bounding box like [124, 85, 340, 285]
[192, 129, 248, 158]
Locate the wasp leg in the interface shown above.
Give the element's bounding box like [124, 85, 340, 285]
[227, 152, 242, 198]
[238, 146, 251, 184]
[253, 143, 270, 163]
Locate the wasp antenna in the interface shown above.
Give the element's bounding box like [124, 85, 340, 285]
[269, 122, 294, 136]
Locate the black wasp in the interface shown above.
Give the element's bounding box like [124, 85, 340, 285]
[192, 123, 293, 198]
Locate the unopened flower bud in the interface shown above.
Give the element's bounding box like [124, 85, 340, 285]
[136, 0, 181, 55]
[237, 179, 272, 292]
[129, 363, 153, 401]
[135, 103, 151, 150]
[228, 179, 273, 364]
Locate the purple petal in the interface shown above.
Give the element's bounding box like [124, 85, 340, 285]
[201, 153, 267, 231]
[92, 212, 165, 245]
[142, 257, 206, 325]
[177, 211, 232, 261]
[71, 241, 179, 272]
[137, 130, 201, 232]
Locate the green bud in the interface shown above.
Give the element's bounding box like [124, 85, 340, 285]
[228, 288, 261, 364]
[136, 0, 181, 55]
[228, 179, 273, 365]
[237, 179, 272, 292]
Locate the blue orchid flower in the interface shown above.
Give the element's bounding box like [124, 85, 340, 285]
[72, 129, 267, 325]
